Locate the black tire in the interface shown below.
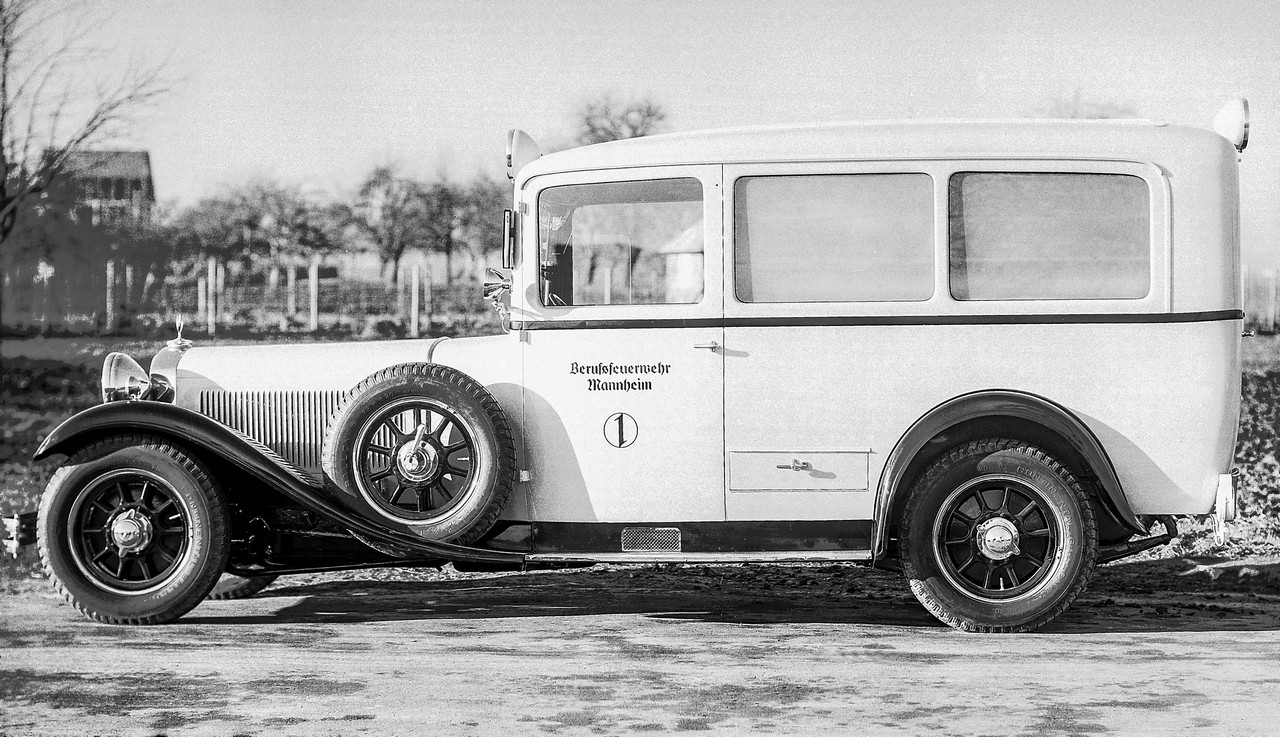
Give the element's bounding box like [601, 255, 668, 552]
[207, 573, 279, 600]
[321, 363, 516, 544]
[37, 434, 230, 625]
[899, 439, 1097, 633]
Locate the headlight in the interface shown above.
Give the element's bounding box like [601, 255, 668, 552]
[101, 353, 173, 403]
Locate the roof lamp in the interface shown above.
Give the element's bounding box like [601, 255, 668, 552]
[1213, 98, 1249, 152]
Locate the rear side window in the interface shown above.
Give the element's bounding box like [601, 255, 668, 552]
[734, 174, 934, 303]
[948, 173, 1151, 301]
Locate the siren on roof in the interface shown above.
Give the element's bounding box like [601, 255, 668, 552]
[1213, 98, 1249, 152]
[506, 129, 541, 181]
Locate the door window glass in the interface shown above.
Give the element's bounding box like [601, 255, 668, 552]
[538, 178, 704, 307]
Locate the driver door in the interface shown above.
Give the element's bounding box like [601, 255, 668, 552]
[517, 166, 725, 531]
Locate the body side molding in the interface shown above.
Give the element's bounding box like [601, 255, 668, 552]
[35, 402, 524, 564]
[871, 389, 1144, 561]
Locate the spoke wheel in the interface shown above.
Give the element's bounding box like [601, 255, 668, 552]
[322, 363, 516, 544]
[933, 475, 1058, 601]
[355, 398, 476, 522]
[899, 438, 1097, 633]
[69, 469, 190, 594]
[38, 435, 230, 625]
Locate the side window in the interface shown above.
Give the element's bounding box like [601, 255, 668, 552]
[734, 174, 934, 303]
[538, 178, 703, 307]
[949, 173, 1151, 300]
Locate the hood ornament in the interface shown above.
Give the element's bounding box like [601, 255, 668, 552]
[166, 315, 194, 351]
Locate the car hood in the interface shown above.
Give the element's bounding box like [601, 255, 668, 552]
[170, 333, 522, 408]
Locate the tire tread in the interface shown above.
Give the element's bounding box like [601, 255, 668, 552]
[38, 433, 230, 625]
[320, 362, 516, 545]
[900, 438, 1098, 634]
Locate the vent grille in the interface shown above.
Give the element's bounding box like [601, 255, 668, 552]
[621, 527, 682, 552]
[199, 390, 344, 473]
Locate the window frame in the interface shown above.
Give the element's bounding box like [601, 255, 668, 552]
[732, 171, 938, 305]
[724, 159, 1169, 320]
[518, 165, 724, 323]
[946, 169, 1155, 303]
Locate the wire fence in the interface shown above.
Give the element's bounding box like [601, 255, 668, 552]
[7, 256, 1280, 336]
[1, 258, 498, 338]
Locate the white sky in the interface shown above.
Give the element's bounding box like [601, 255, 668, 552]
[83, 0, 1280, 265]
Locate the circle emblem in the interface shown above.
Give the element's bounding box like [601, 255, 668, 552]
[603, 412, 638, 448]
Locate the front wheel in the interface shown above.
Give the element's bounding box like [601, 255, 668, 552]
[38, 435, 230, 625]
[899, 439, 1097, 633]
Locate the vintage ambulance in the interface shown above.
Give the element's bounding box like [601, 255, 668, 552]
[16, 102, 1250, 632]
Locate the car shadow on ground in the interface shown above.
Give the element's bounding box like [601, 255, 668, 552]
[180, 558, 1280, 634]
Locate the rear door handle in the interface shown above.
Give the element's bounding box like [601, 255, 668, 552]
[694, 341, 719, 351]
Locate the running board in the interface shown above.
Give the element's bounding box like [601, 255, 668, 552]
[525, 551, 872, 565]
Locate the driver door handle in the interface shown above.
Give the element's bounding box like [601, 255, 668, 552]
[694, 341, 719, 351]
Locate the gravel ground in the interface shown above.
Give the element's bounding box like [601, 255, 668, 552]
[3, 556, 1280, 736]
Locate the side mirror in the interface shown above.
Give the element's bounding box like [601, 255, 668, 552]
[502, 209, 516, 269]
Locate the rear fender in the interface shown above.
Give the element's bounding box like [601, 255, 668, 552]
[872, 389, 1144, 561]
[35, 402, 523, 564]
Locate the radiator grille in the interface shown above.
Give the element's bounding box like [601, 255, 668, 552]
[199, 390, 344, 474]
[621, 527, 682, 552]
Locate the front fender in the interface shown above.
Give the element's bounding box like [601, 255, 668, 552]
[872, 389, 1145, 560]
[35, 402, 523, 564]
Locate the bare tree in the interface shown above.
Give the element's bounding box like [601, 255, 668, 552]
[0, 0, 172, 241]
[575, 93, 668, 145]
[352, 165, 430, 282]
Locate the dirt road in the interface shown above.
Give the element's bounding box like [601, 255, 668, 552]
[3, 558, 1280, 736]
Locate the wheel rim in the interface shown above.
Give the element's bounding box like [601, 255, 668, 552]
[67, 469, 191, 594]
[352, 397, 477, 522]
[932, 474, 1060, 602]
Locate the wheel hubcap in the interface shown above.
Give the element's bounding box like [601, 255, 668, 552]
[975, 517, 1020, 561]
[109, 509, 154, 554]
[395, 439, 440, 483]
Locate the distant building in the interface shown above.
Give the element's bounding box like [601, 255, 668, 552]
[60, 150, 156, 225]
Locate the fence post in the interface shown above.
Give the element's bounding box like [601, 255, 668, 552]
[308, 257, 320, 332]
[425, 265, 433, 326]
[216, 260, 227, 326]
[410, 263, 421, 338]
[104, 260, 116, 332]
[197, 274, 207, 324]
[1269, 270, 1278, 334]
[206, 256, 218, 336]
[286, 260, 297, 320]
[397, 263, 406, 320]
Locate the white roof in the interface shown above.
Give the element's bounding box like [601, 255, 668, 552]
[518, 118, 1229, 183]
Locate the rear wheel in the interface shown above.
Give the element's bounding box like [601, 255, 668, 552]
[38, 435, 229, 625]
[899, 439, 1097, 633]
